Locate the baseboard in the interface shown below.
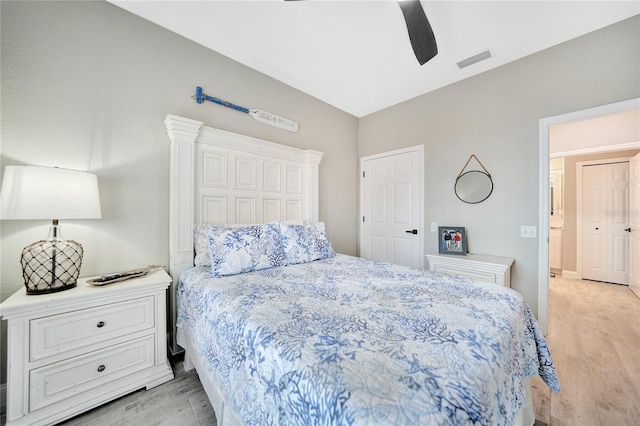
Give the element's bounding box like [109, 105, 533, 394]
[1, 381, 6, 415]
[561, 270, 578, 280]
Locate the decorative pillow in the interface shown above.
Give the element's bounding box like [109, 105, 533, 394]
[207, 222, 285, 276]
[280, 222, 336, 265]
[194, 223, 212, 266]
[194, 222, 268, 267]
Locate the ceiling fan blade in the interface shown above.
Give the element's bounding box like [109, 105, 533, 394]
[397, 0, 438, 65]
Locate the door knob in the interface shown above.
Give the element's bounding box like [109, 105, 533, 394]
[624, 228, 631, 232]
[405, 229, 418, 235]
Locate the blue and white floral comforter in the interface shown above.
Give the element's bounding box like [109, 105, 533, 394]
[177, 254, 559, 425]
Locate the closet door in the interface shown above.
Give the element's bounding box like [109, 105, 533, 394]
[360, 146, 423, 268]
[582, 161, 629, 284]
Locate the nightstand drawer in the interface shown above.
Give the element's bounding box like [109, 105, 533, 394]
[30, 296, 155, 361]
[430, 263, 499, 283]
[426, 253, 514, 287]
[30, 335, 155, 412]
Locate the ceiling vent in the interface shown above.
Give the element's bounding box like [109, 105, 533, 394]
[457, 49, 492, 69]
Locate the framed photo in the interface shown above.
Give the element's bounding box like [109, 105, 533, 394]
[438, 226, 467, 255]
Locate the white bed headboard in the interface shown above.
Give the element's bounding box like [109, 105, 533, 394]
[164, 114, 323, 354]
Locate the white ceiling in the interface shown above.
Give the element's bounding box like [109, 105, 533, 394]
[108, 1, 639, 118]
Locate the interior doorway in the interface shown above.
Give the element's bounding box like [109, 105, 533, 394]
[538, 97, 640, 335]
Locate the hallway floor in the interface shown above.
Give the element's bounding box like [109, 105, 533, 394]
[531, 275, 640, 425]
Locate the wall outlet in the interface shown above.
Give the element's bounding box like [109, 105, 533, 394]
[521, 225, 537, 238]
[431, 222, 438, 232]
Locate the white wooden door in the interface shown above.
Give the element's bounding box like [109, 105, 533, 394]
[360, 146, 423, 268]
[582, 161, 629, 284]
[629, 153, 640, 296]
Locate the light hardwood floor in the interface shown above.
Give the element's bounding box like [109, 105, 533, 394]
[4, 275, 636, 425]
[57, 360, 217, 426]
[531, 275, 640, 425]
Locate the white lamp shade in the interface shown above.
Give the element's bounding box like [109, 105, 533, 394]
[1, 166, 102, 220]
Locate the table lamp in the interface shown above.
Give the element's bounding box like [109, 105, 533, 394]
[0, 165, 102, 294]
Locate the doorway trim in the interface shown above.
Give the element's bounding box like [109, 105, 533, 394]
[538, 97, 640, 335]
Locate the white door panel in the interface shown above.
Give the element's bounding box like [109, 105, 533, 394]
[582, 161, 629, 285]
[369, 235, 386, 262]
[611, 235, 627, 273]
[360, 146, 423, 268]
[369, 185, 386, 223]
[394, 183, 412, 224]
[393, 237, 413, 265]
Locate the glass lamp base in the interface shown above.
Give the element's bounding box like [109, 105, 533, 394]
[20, 239, 84, 294]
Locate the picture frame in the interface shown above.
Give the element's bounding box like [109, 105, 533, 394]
[438, 226, 467, 255]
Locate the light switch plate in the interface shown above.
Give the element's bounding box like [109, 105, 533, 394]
[430, 222, 438, 232]
[521, 225, 537, 238]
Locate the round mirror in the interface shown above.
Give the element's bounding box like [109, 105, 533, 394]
[455, 170, 493, 204]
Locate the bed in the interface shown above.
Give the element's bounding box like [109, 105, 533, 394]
[164, 115, 559, 425]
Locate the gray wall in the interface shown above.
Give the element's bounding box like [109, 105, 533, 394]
[0, 1, 358, 384]
[358, 16, 640, 314]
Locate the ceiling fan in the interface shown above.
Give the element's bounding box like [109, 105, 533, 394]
[397, 0, 438, 65]
[286, 0, 438, 65]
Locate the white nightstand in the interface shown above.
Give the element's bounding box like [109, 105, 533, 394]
[0, 269, 175, 425]
[426, 253, 514, 287]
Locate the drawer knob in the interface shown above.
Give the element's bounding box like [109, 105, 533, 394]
[96, 321, 105, 328]
[97, 365, 106, 373]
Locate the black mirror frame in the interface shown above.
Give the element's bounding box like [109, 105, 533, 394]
[454, 170, 494, 204]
